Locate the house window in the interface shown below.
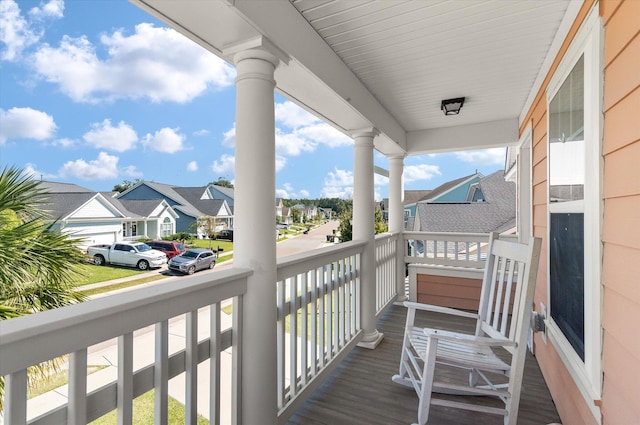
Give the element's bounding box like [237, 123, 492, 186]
[162, 217, 172, 237]
[131, 223, 137, 236]
[545, 5, 602, 412]
[122, 223, 127, 237]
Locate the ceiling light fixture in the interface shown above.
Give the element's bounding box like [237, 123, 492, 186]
[441, 97, 465, 115]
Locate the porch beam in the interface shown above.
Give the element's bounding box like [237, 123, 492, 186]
[231, 43, 282, 424]
[352, 128, 384, 349]
[406, 118, 518, 155]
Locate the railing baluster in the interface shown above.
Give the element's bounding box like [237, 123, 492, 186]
[232, 295, 243, 425]
[326, 263, 333, 360]
[338, 258, 345, 348]
[5, 369, 27, 425]
[155, 321, 169, 425]
[118, 332, 133, 425]
[185, 310, 198, 425]
[289, 275, 298, 397]
[69, 348, 88, 425]
[210, 305, 221, 425]
[310, 267, 318, 376]
[319, 265, 327, 368]
[277, 278, 286, 407]
[300, 272, 308, 387]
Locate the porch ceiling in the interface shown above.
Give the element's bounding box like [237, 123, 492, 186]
[132, 0, 577, 156]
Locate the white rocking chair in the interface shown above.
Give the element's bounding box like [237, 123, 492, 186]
[392, 233, 542, 425]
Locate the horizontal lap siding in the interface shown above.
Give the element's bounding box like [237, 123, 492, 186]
[416, 274, 482, 311]
[525, 1, 602, 424]
[601, 0, 640, 423]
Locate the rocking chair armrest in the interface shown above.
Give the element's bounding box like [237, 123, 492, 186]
[424, 328, 517, 348]
[403, 301, 479, 320]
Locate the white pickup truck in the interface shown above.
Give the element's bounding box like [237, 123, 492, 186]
[87, 242, 167, 270]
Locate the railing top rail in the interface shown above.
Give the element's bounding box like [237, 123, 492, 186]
[277, 240, 366, 281]
[0, 268, 252, 376]
[374, 232, 397, 242]
[403, 231, 490, 240]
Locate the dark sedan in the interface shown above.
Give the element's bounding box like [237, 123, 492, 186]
[168, 248, 217, 275]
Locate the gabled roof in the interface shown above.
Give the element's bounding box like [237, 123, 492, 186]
[413, 171, 515, 234]
[39, 182, 124, 220]
[425, 173, 481, 203]
[403, 190, 432, 206]
[173, 187, 231, 217]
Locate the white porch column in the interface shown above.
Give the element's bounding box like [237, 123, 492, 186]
[388, 154, 407, 302]
[232, 46, 281, 425]
[352, 129, 384, 349]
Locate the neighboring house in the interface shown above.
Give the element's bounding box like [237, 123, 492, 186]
[275, 198, 283, 220]
[39, 181, 179, 248]
[393, 173, 484, 229]
[411, 171, 516, 234]
[280, 207, 292, 225]
[117, 181, 233, 237]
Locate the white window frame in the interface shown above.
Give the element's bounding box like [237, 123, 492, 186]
[545, 5, 603, 422]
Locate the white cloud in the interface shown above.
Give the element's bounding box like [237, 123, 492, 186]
[296, 123, 352, 148]
[404, 164, 442, 183]
[275, 155, 287, 172]
[83, 119, 138, 152]
[212, 154, 235, 174]
[321, 168, 353, 199]
[187, 161, 198, 172]
[275, 188, 289, 199]
[23, 162, 56, 180]
[193, 129, 209, 137]
[32, 23, 235, 103]
[28, 0, 64, 20]
[58, 151, 120, 180]
[221, 126, 235, 147]
[0, 107, 56, 144]
[275, 101, 319, 128]
[455, 148, 505, 165]
[276, 184, 311, 199]
[0, 0, 62, 61]
[122, 165, 143, 178]
[276, 130, 315, 156]
[142, 127, 185, 153]
[51, 137, 78, 148]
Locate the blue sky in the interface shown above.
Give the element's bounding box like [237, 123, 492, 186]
[0, 0, 505, 200]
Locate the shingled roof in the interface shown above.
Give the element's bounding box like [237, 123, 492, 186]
[413, 171, 515, 233]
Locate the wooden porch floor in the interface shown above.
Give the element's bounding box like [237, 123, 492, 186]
[286, 304, 561, 425]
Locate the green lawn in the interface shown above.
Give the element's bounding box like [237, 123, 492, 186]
[74, 263, 149, 286]
[187, 238, 233, 253]
[89, 389, 208, 425]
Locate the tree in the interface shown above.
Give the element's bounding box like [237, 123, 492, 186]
[210, 177, 234, 188]
[336, 208, 387, 243]
[0, 166, 87, 407]
[113, 178, 141, 193]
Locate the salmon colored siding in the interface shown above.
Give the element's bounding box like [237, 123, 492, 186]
[601, 0, 640, 423]
[524, 0, 640, 423]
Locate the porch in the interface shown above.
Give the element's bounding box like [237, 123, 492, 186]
[0, 231, 559, 424]
[286, 304, 560, 425]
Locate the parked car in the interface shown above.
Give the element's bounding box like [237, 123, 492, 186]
[214, 229, 234, 241]
[168, 248, 217, 275]
[87, 242, 167, 270]
[146, 240, 185, 259]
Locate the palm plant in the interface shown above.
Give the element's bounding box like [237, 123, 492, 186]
[0, 166, 87, 408]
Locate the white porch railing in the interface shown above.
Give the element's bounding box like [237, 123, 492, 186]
[275, 240, 366, 423]
[404, 231, 492, 268]
[374, 233, 398, 317]
[0, 269, 251, 425]
[0, 231, 497, 424]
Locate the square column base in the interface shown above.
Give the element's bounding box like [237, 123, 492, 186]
[357, 331, 384, 350]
